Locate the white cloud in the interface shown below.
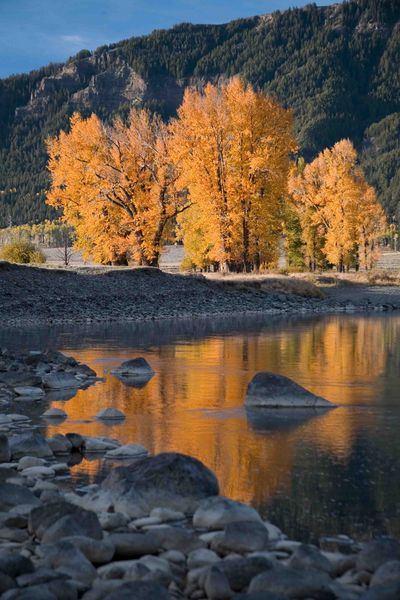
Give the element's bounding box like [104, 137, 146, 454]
[60, 34, 85, 45]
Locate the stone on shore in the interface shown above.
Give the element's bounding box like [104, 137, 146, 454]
[13, 386, 44, 398]
[0, 483, 41, 511]
[42, 373, 81, 390]
[193, 496, 263, 530]
[28, 502, 102, 540]
[8, 432, 53, 459]
[245, 372, 334, 408]
[249, 565, 335, 598]
[99, 452, 219, 517]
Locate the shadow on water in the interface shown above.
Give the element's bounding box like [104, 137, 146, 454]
[2, 312, 400, 542]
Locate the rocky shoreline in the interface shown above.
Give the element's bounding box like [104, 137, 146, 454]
[0, 351, 399, 599]
[1, 262, 400, 327]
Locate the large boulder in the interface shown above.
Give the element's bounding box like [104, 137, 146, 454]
[99, 452, 219, 517]
[245, 372, 334, 408]
[111, 357, 154, 377]
[8, 433, 53, 459]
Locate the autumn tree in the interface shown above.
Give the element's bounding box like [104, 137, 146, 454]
[289, 140, 386, 271]
[46, 109, 189, 266]
[170, 78, 297, 272]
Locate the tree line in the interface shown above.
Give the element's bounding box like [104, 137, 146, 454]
[46, 79, 386, 272]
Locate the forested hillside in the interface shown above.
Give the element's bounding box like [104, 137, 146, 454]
[0, 0, 399, 226]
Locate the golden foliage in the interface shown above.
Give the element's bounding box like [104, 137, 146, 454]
[47, 110, 188, 265]
[170, 78, 297, 271]
[290, 140, 386, 271]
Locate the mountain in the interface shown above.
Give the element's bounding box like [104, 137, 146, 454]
[0, 0, 399, 227]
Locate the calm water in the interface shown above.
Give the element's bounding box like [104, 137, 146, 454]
[1, 313, 400, 543]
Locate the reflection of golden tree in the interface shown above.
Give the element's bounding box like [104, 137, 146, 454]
[47, 316, 400, 501]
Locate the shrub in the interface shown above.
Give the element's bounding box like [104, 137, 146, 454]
[0, 239, 46, 264]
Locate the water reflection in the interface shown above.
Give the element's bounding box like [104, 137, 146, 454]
[1, 313, 400, 542]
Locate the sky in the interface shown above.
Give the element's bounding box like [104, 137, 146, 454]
[1, 0, 339, 78]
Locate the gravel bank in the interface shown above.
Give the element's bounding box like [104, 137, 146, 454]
[1, 262, 400, 327]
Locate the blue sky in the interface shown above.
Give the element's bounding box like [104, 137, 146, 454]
[1, 0, 339, 78]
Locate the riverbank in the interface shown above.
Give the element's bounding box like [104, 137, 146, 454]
[2, 262, 400, 327]
[0, 416, 398, 600]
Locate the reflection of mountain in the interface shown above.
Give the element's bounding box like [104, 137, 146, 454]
[3, 313, 400, 541]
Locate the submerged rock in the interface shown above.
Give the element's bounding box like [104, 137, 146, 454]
[105, 443, 148, 459]
[245, 372, 334, 408]
[95, 408, 126, 420]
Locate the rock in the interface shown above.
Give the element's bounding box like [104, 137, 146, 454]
[249, 566, 335, 599]
[0, 373, 42, 387]
[97, 559, 150, 580]
[42, 408, 67, 419]
[37, 540, 97, 585]
[150, 507, 185, 522]
[0, 550, 34, 577]
[13, 386, 44, 398]
[28, 501, 102, 540]
[193, 496, 263, 530]
[211, 521, 270, 554]
[245, 372, 334, 407]
[100, 452, 219, 516]
[18, 456, 46, 470]
[0, 434, 10, 463]
[288, 543, 333, 574]
[65, 432, 84, 450]
[83, 436, 120, 453]
[0, 483, 41, 511]
[47, 434, 73, 455]
[370, 560, 400, 586]
[188, 548, 220, 569]
[357, 539, 400, 572]
[100, 581, 170, 600]
[233, 593, 288, 600]
[98, 512, 129, 531]
[1, 586, 58, 600]
[0, 572, 15, 594]
[95, 408, 126, 420]
[105, 444, 148, 459]
[111, 358, 154, 377]
[150, 526, 206, 554]
[216, 556, 276, 592]
[204, 566, 234, 599]
[107, 532, 160, 558]
[41, 512, 101, 543]
[42, 373, 81, 389]
[359, 582, 400, 600]
[21, 466, 55, 479]
[59, 535, 115, 564]
[9, 432, 53, 459]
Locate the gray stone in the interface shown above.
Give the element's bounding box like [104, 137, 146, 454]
[288, 543, 333, 574]
[150, 526, 206, 554]
[1, 586, 58, 600]
[13, 386, 44, 398]
[193, 496, 263, 531]
[0, 550, 34, 578]
[96, 408, 126, 420]
[38, 540, 97, 585]
[150, 507, 185, 522]
[204, 566, 233, 599]
[0, 434, 10, 463]
[188, 548, 220, 569]
[100, 452, 219, 516]
[111, 358, 154, 377]
[21, 466, 55, 479]
[83, 437, 120, 453]
[357, 539, 400, 573]
[101, 581, 169, 600]
[370, 560, 400, 587]
[28, 501, 102, 540]
[65, 432, 84, 450]
[245, 372, 334, 407]
[211, 521, 270, 554]
[47, 434, 73, 455]
[0, 483, 41, 511]
[17, 456, 46, 470]
[217, 556, 276, 592]
[42, 408, 67, 419]
[359, 582, 400, 600]
[105, 444, 148, 459]
[42, 373, 81, 389]
[249, 566, 335, 599]
[98, 512, 128, 531]
[9, 432, 53, 459]
[107, 532, 160, 558]
[59, 536, 115, 564]
[41, 513, 102, 544]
